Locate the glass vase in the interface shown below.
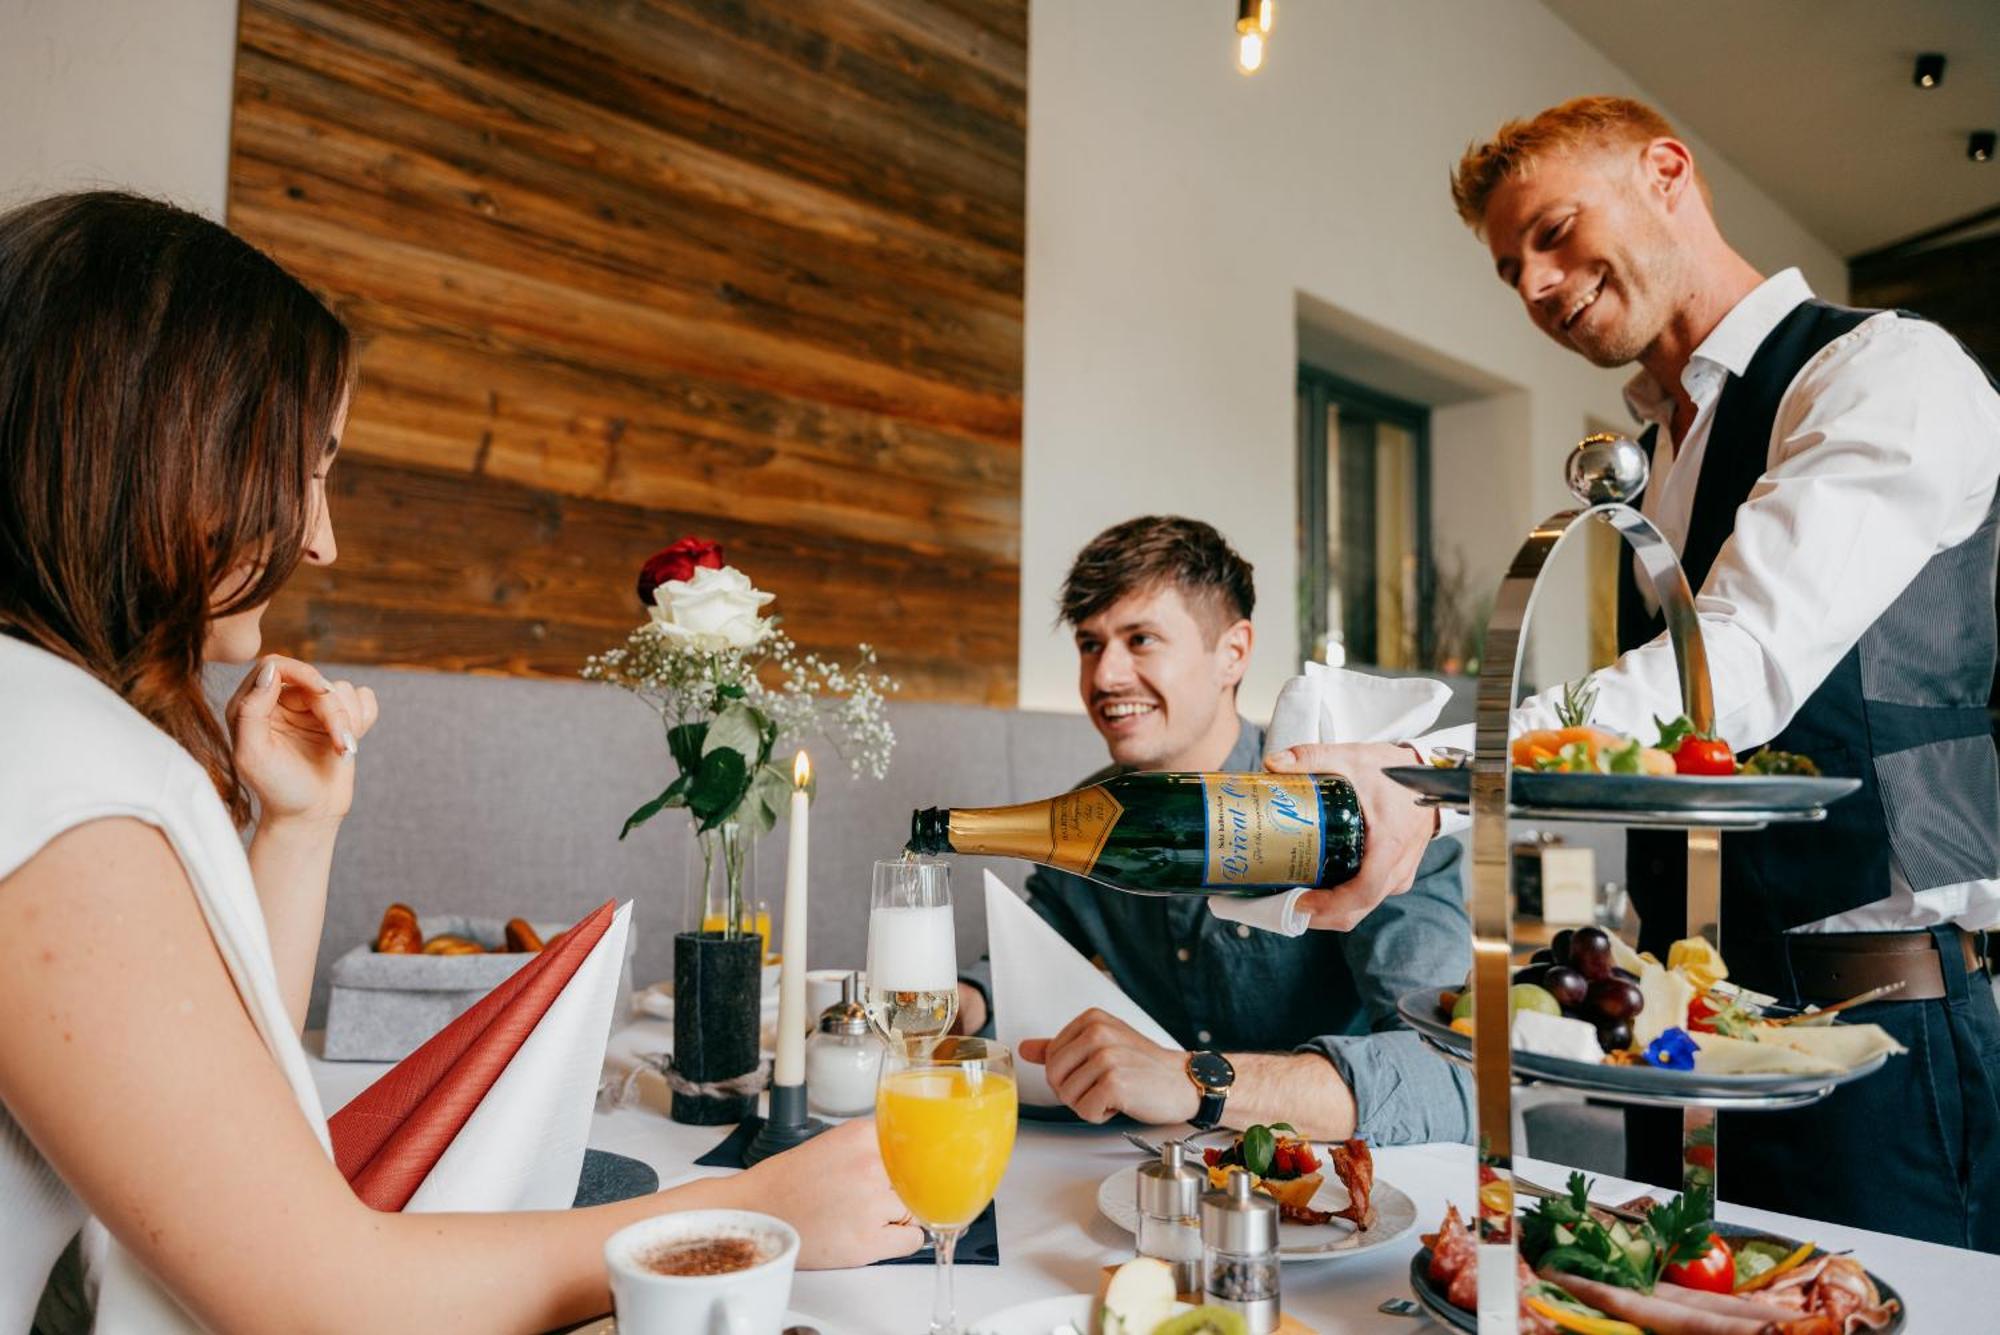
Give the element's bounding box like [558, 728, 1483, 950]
[690, 820, 762, 951]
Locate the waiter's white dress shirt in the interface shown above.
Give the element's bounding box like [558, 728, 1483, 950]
[1420, 269, 2000, 933]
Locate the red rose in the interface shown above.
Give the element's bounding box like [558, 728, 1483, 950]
[637, 538, 724, 608]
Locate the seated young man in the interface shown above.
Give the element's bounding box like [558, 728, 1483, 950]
[957, 516, 1472, 1144]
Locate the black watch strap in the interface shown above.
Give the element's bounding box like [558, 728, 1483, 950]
[1191, 1088, 1227, 1131]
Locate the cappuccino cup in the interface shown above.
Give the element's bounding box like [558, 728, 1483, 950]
[604, 1209, 798, 1335]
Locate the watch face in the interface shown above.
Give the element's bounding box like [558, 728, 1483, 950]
[1188, 1049, 1235, 1091]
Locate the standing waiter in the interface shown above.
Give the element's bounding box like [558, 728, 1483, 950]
[1269, 95, 2000, 1249]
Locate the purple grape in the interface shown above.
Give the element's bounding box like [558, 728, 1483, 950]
[1594, 1017, 1633, 1054]
[1513, 964, 1550, 989]
[1543, 966, 1589, 1010]
[1529, 948, 1556, 966]
[1570, 926, 1614, 981]
[1612, 966, 1639, 983]
[1586, 977, 1645, 1022]
[1549, 929, 1575, 965]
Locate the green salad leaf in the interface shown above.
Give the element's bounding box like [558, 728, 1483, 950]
[1520, 1172, 1717, 1294]
[1653, 714, 1697, 753]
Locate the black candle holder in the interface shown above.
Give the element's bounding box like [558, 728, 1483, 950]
[743, 1081, 828, 1165]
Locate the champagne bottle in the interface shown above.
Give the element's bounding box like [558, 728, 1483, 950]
[907, 771, 1364, 897]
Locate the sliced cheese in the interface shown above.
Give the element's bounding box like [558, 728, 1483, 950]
[1631, 959, 1694, 1053]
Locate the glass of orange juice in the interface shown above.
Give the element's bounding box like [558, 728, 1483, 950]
[876, 1036, 1017, 1334]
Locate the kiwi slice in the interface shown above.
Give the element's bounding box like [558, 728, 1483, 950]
[1152, 1307, 1248, 1335]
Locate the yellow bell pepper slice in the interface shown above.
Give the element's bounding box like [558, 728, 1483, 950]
[1734, 1239, 1816, 1292]
[1524, 1296, 1644, 1335]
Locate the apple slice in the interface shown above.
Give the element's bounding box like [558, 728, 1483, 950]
[1100, 1257, 1180, 1335]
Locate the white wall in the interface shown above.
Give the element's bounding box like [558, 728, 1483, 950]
[1021, 0, 1848, 717]
[0, 0, 240, 217]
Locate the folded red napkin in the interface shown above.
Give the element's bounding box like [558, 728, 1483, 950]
[329, 899, 617, 1210]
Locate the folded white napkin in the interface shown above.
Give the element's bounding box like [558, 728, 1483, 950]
[982, 870, 1177, 1108]
[1205, 661, 1454, 937]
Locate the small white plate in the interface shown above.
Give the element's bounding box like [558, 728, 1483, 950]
[970, 1294, 1191, 1335]
[570, 1310, 838, 1334]
[1096, 1150, 1418, 1262]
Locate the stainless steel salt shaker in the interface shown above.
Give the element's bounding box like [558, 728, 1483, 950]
[1200, 1166, 1280, 1333]
[1135, 1141, 1204, 1293]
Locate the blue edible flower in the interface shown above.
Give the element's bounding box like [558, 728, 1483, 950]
[1644, 1026, 1700, 1071]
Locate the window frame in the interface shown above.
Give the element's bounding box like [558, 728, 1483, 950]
[1296, 365, 1435, 668]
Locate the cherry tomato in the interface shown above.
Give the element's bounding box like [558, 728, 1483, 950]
[1203, 1147, 1223, 1167]
[1687, 995, 1720, 1034]
[1674, 738, 1737, 776]
[1663, 1233, 1735, 1292]
[1295, 1145, 1320, 1173]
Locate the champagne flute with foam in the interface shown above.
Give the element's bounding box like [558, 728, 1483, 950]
[865, 858, 957, 1042]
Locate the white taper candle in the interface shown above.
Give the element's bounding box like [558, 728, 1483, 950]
[773, 750, 812, 1087]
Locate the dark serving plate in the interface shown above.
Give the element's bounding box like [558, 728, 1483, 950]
[1409, 1223, 1906, 1333]
[1386, 766, 1859, 823]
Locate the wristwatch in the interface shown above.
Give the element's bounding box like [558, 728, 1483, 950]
[1184, 1050, 1235, 1130]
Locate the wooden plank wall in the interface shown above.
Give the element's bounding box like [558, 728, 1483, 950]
[227, 0, 1025, 703]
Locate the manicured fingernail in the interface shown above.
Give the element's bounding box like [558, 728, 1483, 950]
[341, 730, 359, 757]
[257, 661, 276, 689]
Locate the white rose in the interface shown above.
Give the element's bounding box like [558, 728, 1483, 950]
[648, 564, 775, 649]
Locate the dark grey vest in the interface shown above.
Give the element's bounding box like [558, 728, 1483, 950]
[1619, 300, 2000, 966]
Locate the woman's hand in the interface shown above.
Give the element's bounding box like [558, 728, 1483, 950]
[226, 656, 378, 827]
[735, 1118, 924, 1269]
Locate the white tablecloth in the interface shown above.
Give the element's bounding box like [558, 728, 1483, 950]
[306, 1026, 2000, 1333]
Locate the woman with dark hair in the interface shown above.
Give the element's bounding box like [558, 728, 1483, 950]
[0, 193, 918, 1333]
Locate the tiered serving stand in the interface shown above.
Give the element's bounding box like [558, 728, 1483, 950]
[1395, 435, 1865, 1333]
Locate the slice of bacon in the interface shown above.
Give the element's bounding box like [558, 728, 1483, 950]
[1330, 1138, 1378, 1230]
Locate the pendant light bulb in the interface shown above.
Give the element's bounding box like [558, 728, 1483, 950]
[1236, 29, 1265, 74]
[1234, 0, 1271, 74]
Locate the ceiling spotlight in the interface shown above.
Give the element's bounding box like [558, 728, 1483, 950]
[1235, 0, 1274, 75]
[1972, 131, 1996, 164]
[1913, 53, 1945, 89]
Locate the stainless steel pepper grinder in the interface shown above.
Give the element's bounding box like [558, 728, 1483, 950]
[1200, 1166, 1280, 1333]
[1135, 1141, 1205, 1293]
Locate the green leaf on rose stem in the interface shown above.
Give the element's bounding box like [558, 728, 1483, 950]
[744, 763, 794, 836]
[618, 775, 689, 840]
[702, 702, 763, 765]
[667, 721, 708, 773]
[687, 747, 751, 831]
